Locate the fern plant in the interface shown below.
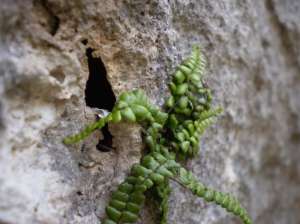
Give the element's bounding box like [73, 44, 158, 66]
[63, 47, 252, 224]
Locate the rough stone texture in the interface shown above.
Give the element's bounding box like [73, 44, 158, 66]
[0, 0, 299, 223]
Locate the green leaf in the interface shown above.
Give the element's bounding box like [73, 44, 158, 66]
[175, 83, 188, 95]
[120, 211, 138, 222]
[178, 96, 189, 109]
[121, 107, 136, 122]
[174, 70, 186, 83]
[165, 96, 175, 108]
[106, 206, 121, 222]
[111, 110, 122, 123]
[131, 104, 150, 120]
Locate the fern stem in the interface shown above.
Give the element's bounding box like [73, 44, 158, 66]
[63, 114, 112, 144]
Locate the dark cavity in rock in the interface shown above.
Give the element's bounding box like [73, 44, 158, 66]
[85, 48, 116, 152]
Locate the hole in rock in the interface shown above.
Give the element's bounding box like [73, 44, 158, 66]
[85, 48, 116, 152]
[96, 124, 114, 152]
[33, 0, 60, 36]
[50, 66, 65, 82]
[49, 13, 59, 36]
[81, 39, 88, 45]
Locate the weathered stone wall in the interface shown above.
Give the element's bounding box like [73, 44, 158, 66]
[0, 0, 299, 223]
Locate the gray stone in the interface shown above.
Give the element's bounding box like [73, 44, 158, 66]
[0, 0, 299, 223]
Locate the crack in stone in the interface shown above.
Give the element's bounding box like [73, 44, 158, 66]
[265, 0, 300, 70]
[33, 0, 60, 36]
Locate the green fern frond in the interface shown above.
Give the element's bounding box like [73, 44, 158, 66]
[63, 90, 168, 145]
[103, 152, 179, 223]
[176, 167, 252, 224]
[164, 46, 219, 158]
[156, 181, 171, 224]
[63, 47, 252, 224]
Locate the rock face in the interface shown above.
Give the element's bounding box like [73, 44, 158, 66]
[0, 0, 299, 223]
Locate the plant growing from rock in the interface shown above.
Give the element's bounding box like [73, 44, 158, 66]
[63, 47, 252, 224]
